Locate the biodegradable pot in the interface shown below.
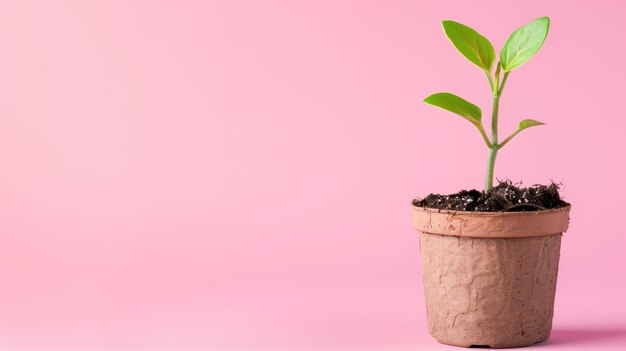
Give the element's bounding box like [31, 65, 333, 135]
[412, 205, 571, 348]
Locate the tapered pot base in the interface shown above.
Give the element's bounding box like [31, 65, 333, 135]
[420, 232, 561, 348]
[435, 337, 548, 349]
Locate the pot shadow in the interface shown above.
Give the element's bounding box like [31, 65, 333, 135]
[547, 328, 626, 346]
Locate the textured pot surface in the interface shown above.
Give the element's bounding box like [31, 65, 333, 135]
[413, 206, 570, 348]
[412, 205, 571, 239]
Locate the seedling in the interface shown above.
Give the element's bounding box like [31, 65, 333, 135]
[424, 17, 550, 192]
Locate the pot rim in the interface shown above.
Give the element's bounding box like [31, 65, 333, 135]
[411, 204, 571, 238]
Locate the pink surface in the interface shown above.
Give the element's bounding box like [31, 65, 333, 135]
[1, 1, 625, 350]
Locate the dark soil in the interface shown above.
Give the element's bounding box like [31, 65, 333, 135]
[412, 181, 569, 212]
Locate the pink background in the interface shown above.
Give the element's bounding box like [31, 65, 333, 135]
[1, 1, 625, 350]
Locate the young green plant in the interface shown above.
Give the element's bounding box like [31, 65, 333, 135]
[423, 17, 550, 192]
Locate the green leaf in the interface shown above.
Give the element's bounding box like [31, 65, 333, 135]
[442, 20, 495, 71]
[423, 92, 482, 124]
[500, 17, 550, 72]
[519, 119, 546, 130]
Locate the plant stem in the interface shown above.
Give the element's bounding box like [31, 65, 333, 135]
[484, 71, 511, 192]
[484, 94, 500, 192]
[477, 124, 492, 148]
[497, 129, 520, 150]
[498, 72, 509, 96]
[485, 147, 497, 191]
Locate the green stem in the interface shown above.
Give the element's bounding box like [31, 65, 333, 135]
[490, 95, 500, 145]
[494, 63, 501, 92]
[498, 72, 509, 96]
[484, 94, 500, 192]
[485, 147, 497, 192]
[484, 70, 510, 192]
[497, 129, 521, 150]
[477, 124, 492, 148]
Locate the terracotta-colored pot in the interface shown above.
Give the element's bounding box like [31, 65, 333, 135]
[412, 205, 571, 348]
